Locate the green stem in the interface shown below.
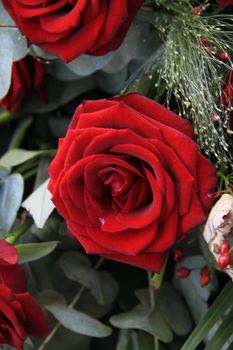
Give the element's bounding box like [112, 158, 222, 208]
[0, 111, 14, 124]
[23, 167, 38, 181]
[150, 256, 168, 290]
[148, 272, 159, 350]
[5, 218, 33, 244]
[37, 257, 105, 350]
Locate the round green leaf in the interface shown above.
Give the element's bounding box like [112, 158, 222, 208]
[46, 303, 112, 338]
[0, 173, 23, 234]
[16, 241, 59, 263]
[110, 305, 173, 343]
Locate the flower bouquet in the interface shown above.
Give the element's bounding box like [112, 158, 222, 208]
[0, 0, 233, 349]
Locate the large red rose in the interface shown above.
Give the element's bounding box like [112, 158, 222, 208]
[0, 56, 45, 113]
[48, 93, 217, 271]
[0, 240, 50, 350]
[2, 1, 143, 62]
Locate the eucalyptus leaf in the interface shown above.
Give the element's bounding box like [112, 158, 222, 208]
[46, 327, 91, 350]
[102, 24, 156, 74]
[67, 52, 113, 76]
[22, 75, 96, 114]
[116, 329, 131, 350]
[0, 149, 48, 169]
[0, 167, 9, 178]
[156, 282, 193, 336]
[0, 2, 15, 25]
[0, 31, 13, 99]
[173, 256, 214, 323]
[46, 303, 112, 337]
[95, 68, 128, 94]
[46, 59, 80, 81]
[30, 45, 57, 60]
[134, 288, 150, 307]
[22, 178, 55, 229]
[110, 305, 173, 343]
[59, 252, 119, 306]
[137, 331, 155, 350]
[135, 9, 156, 25]
[36, 289, 66, 307]
[16, 241, 59, 264]
[0, 3, 28, 98]
[135, 283, 192, 336]
[0, 173, 23, 234]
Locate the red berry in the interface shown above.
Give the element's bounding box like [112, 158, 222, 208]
[220, 239, 230, 255]
[176, 267, 190, 278]
[218, 254, 231, 269]
[173, 248, 184, 262]
[200, 273, 211, 287]
[218, 52, 230, 62]
[200, 37, 207, 46]
[201, 265, 209, 275]
[193, 6, 203, 16]
[200, 266, 211, 287]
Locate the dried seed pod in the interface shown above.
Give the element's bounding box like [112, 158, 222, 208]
[203, 194, 233, 280]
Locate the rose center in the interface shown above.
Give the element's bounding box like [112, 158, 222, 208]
[97, 162, 152, 214]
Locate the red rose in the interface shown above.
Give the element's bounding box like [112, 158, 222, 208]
[0, 56, 45, 113]
[0, 240, 50, 350]
[218, 0, 233, 6]
[48, 93, 217, 271]
[2, 1, 143, 62]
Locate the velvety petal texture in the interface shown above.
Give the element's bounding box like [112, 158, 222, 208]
[48, 93, 217, 272]
[0, 240, 50, 350]
[2, 0, 144, 62]
[0, 56, 45, 113]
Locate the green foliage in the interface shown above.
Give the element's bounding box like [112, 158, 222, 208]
[174, 256, 217, 323]
[59, 251, 119, 306]
[16, 241, 59, 264]
[0, 148, 55, 170]
[155, 283, 193, 336]
[0, 173, 23, 235]
[110, 304, 173, 342]
[204, 314, 233, 350]
[181, 282, 233, 350]
[46, 304, 112, 338]
[116, 330, 156, 350]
